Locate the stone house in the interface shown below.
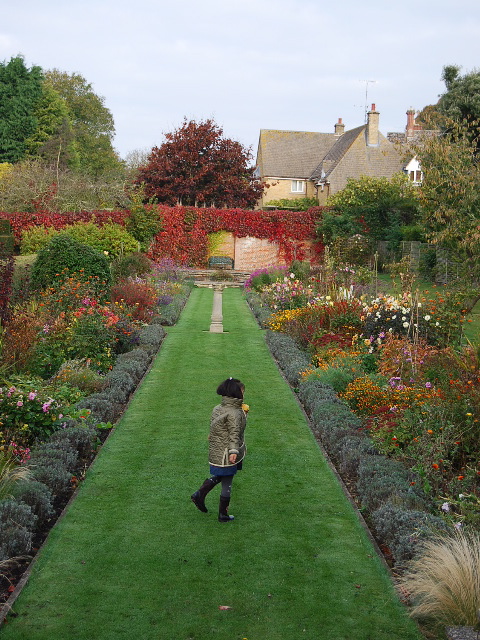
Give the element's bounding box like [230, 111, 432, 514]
[256, 105, 410, 207]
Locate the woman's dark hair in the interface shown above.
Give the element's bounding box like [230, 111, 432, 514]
[217, 378, 244, 399]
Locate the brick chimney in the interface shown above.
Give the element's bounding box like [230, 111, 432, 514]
[366, 103, 380, 146]
[334, 117, 345, 136]
[406, 109, 416, 138]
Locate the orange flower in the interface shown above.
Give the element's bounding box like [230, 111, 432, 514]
[432, 463, 440, 469]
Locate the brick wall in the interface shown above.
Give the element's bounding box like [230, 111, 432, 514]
[211, 232, 316, 270]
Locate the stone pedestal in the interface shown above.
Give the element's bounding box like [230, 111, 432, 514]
[209, 285, 224, 333]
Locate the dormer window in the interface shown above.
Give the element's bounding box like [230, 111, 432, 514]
[409, 170, 423, 185]
[404, 157, 423, 185]
[291, 180, 305, 193]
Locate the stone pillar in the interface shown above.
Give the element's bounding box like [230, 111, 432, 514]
[210, 284, 224, 333]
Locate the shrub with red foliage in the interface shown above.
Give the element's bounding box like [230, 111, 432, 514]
[110, 279, 158, 322]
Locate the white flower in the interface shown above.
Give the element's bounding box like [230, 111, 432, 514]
[424, 315, 431, 321]
[290, 273, 295, 278]
[454, 522, 463, 530]
[459, 494, 465, 499]
[417, 303, 422, 308]
[435, 322, 440, 326]
[403, 322, 409, 328]
[392, 315, 396, 320]
[441, 502, 450, 512]
[402, 316, 406, 322]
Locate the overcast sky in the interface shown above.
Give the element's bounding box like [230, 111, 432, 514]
[2, 0, 480, 161]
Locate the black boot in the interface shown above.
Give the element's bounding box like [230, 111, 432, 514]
[218, 495, 234, 522]
[191, 477, 221, 513]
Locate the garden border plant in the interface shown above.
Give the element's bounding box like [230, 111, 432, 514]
[246, 292, 449, 568]
[0, 273, 192, 608]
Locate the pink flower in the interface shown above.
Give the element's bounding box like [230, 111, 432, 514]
[16, 400, 23, 407]
[28, 392, 37, 400]
[42, 402, 52, 412]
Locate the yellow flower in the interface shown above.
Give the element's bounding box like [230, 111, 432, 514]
[242, 403, 250, 413]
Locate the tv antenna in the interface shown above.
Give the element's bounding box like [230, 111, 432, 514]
[360, 80, 377, 122]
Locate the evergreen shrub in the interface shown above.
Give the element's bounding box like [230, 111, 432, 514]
[75, 394, 119, 424]
[13, 479, 54, 529]
[0, 500, 37, 561]
[49, 426, 99, 460]
[371, 503, 448, 565]
[111, 252, 153, 281]
[30, 234, 111, 292]
[265, 331, 310, 385]
[29, 442, 78, 473]
[21, 221, 138, 258]
[357, 456, 427, 512]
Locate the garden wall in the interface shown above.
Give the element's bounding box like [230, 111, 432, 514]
[212, 232, 316, 270]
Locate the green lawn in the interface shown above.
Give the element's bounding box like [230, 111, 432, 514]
[1, 287, 422, 640]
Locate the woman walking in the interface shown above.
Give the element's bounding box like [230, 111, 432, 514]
[191, 377, 248, 522]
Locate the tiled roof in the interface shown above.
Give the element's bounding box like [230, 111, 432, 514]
[310, 126, 365, 179]
[257, 129, 336, 178]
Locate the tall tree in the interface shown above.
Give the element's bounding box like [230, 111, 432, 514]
[44, 69, 121, 175]
[136, 118, 265, 208]
[411, 119, 480, 281]
[0, 56, 43, 163]
[319, 174, 421, 246]
[25, 83, 79, 170]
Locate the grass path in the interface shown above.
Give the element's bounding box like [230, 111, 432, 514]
[1, 288, 421, 640]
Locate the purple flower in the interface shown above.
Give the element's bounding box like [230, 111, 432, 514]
[425, 382, 432, 389]
[42, 402, 52, 413]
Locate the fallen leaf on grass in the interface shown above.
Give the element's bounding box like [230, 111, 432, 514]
[218, 605, 232, 610]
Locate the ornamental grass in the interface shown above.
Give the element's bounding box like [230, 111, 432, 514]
[400, 531, 480, 627]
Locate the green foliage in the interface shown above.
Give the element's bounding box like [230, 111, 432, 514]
[21, 221, 138, 258]
[44, 69, 122, 176]
[125, 185, 162, 245]
[30, 234, 111, 292]
[0, 56, 43, 163]
[111, 252, 153, 281]
[412, 118, 480, 278]
[264, 196, 318, 210]
[51, 360, 105, 395]
[0, 385, 65, 445]
[438, 65, 480, 140]
[320, 174, 421, 247]
[24, 82, 79, 169]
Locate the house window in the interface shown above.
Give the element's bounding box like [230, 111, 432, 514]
[291, 180, 305, 193]
[409, 170, 423, 185]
